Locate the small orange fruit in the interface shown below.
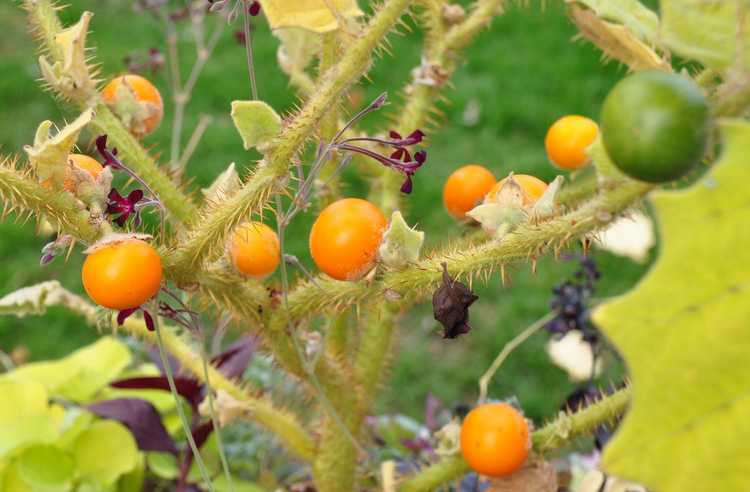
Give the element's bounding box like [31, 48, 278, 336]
[443, 165, 497, 219]
[82, 239, 162, 310]
[229, 222, 281, 279]
[460, 402, 530, 477]
[486, 174, 547, 206]
[309, 198, 386, 281]
[42, 154, 103, 192]
[102, 74, 164, 136]
[545, 115, 599, 170]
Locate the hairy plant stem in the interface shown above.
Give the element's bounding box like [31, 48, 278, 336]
[399, 386, 632, 491]
[168, 0, 413, 278]
[282, 180, 653, 326]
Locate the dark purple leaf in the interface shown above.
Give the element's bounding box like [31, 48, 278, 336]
[432, 263, 478, 339]
[211, 337, 257, 380]
[111, 376, 203, 409]
[181, 421, 215, 473]
[88, 398, 177, 454]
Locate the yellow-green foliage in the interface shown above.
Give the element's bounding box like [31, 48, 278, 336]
[594, 120, 750, 492]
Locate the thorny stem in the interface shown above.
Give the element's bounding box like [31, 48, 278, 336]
[153, 307, 215, 492]
[273, 194, 367, 457]
[399, 386, 632, 492]
[477, 312, 555, 404]
[242, 1, 258, 100]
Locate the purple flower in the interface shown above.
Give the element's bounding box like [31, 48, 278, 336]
[117, 306, 155, 331]
[336, 129, 427, 194]
[95, 135, 123, 170]
[107, 189, 145, 227]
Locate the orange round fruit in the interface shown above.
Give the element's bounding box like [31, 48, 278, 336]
[460, 402, 530, 477]
[102, 74, 164, 136]
[309, 198, 386, 281]
[545, 115, 599, 170]
[229, 221, 281, 279]
[82, 239, 162, 310]
[486, 174, 548, 206]
[42, 154, 103, 192]
[443, 165, 497, 219]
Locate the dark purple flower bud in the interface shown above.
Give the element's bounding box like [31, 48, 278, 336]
[249, 1, 261, 16]
[234, 30, 247, 45]
[143, 309, 155, 331]
[432, 263, 478, 339]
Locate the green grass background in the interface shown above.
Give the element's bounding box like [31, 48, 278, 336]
[0, 0, 656, 424]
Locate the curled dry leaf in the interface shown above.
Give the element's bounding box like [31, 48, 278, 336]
[23, 109, 94, 184]
[378, 211, 424, 268]
[201, 162, 241, 202]
[432, 263, 479, 339]
[487, 460, 557, 492]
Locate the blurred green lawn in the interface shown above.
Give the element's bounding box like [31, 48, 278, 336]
[0, 0, 655, 424]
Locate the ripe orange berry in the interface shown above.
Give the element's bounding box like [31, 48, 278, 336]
[309, 198, 386, 281]
[42, 154, 104, 192]
[82, 239, 162, 310]
[229, 221, 281, 279]
[486, 174, 548, 206]
[460, 402, 530, 477]
[545, 115, 599, 170]
[443, 165, 497, 219]
[102, 74, 164, 137]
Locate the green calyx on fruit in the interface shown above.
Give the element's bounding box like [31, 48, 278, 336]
[601, 70, 711, 183]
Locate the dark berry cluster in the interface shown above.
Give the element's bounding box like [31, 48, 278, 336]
[546, 256, 600, 342]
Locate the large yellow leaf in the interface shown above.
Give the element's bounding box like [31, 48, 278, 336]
[593, 119, 750, 492]
[260, 0, 363, 33]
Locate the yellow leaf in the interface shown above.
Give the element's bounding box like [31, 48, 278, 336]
[593, 119, 750, 492]
[260, 0, 363, 33]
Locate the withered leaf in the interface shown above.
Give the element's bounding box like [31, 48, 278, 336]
[432, 263, 478, 339]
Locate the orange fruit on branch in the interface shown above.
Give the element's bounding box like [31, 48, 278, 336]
[102, 74, 164, 137]
[229, 221, 281, 279]
[443, 164, 497, 219]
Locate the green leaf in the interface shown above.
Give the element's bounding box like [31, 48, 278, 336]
[1, 464, 33, 492]
[0, 380, 59, 457]
[4, 337, 131, 402]
[660, 0, 750, 69]
[73, 421, 138, 486]
[378, 211, 424, 268]
[117, 454, 145, 492]
[213, 475, 267, 492]
[230, 101, 282, 151]
[145, 452, 179, 480]
[17, 445, 74, 492]
[593, 119, 750, 492]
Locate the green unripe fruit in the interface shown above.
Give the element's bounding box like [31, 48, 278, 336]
[601, 70, 710, 183]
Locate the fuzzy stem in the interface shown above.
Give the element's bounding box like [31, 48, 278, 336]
[22, 0, 64, 60]
[282, 180, 653, 325]
[315, 31, 343, 205]
[399, 386, 632, 492]
[22, 0, 198, 226]
[168, 0, 413, 275]
[0, 162, 101, 244]
[353, 307, 396, 417]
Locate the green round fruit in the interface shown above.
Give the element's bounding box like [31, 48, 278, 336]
[601, 70, 710, 183]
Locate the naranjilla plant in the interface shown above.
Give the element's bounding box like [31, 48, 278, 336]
[1, 0, 750, 491]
